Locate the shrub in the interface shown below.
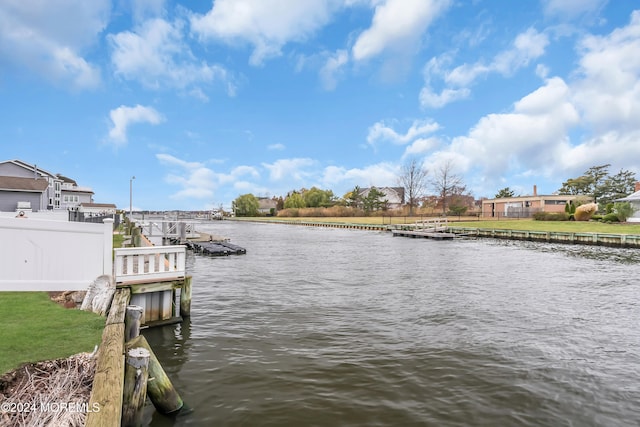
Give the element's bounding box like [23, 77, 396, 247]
[591, 214, 603, 221]
[605, 203, 614, 214]
[614, 202, 635, 222]
[533, 212, 569, 221]
[602, 213, 619, 223]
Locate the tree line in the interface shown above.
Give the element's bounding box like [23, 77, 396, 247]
[233, 162, 637, 218]
[232, 158, 472, 217]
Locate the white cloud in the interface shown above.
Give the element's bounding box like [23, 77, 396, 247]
[352, 0, 450, 62]
[261, 158, 316, 181]
[268, 143, 286, 151]
[319, 49, 349, 90]
[541, 0, 607, 19]
[108, 105, 164, 145]
[421, 27, 549, 108]
[403, 137, 440, 157]
[321, 162, 399, 192]
[109, 18, 232, 95]
[156, 153, 217, 200]
[0, 0, 108, 89]
[190, 0, 337, 66]
[572, 10, 640, 133]
[442, 77, 579, 188]
[367, 119, 440, 147]
[419, 86, 470, 109]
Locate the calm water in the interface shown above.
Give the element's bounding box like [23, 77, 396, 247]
[143, 221, 640, 427]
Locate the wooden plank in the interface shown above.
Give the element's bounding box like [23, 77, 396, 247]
[127, 279, 184, 294]
[86, 323, 125, 427]
[106, 288, 131, 326]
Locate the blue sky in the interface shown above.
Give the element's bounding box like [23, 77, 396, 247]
[1, 0, 639, 211]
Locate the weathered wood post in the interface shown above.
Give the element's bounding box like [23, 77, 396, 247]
[122, 347, 150, 427]
[126, 335, 184, 414]
[132, 226, 141, 247]
[180, 276, 192, 317]
[125, 305, 144, 341]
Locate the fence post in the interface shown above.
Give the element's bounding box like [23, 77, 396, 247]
[103, 218, 114, 277]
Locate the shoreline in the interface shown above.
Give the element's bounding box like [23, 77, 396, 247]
[229, 218, 640, 248]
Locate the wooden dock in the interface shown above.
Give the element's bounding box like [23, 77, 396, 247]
[391, 218, 456, 240]
[391, 228, 456, 240]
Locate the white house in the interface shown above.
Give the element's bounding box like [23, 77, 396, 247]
[614, 182, 640, 222]
[358, 187, 405, 210]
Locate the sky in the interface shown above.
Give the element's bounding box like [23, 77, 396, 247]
[1, 0, 639, 211]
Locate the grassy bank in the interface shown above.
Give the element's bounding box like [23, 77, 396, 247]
[0, 292, 104, 374]
[232, 216, 640, 235]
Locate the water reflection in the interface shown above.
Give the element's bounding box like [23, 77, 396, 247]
[144, 223, 640, 426]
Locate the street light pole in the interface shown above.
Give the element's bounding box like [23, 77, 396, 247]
[129, 176, 135, 217]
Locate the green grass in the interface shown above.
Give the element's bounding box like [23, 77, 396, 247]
[450, 219, 640, 234]
[0, 292, 104, 374]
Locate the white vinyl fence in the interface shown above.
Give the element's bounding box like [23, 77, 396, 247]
[0, 217, 113, 291]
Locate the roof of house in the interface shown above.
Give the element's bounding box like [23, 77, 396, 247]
[482, 194, 580, 203]
[63, 186, 94, 194]
[0, 176, 49, 192]
[80, 203, 117, 208]
[56, 174, 77, 185]
[615, 190, 640, 202]
[0, 159, 56, 179]
[257, 198, 277, 209]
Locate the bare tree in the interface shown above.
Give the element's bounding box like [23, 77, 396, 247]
[430, 159, 465, 215]
[398, 158, 429, 215]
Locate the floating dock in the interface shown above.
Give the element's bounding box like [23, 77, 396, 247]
[185, 240, 247, 256]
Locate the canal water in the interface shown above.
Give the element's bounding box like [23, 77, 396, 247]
[143, 221, 640, 426]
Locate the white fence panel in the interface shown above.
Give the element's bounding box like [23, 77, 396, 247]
[0, 217, 113, 291]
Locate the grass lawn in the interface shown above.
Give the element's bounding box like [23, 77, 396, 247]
[0, 292, 104, 375]
[232, 216, 640, 235]
[450, 219, 640, 234]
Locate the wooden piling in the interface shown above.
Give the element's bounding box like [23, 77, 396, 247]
[86, 323, 125, 427]
[125, 305, 144, 341]
[180, 276, 192, 317]
[121, 347, 150, 427]
[126, 335, 184, 414]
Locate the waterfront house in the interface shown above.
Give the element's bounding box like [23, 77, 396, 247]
[58, 174, 94, 210]
[613, 181, 640, 222]
[0, 159, 96, 213]
[257, 197, 277, 215]
[481, 185, 582, 218]
[0, 175, 49, 212]
[358, 187, 405, 210]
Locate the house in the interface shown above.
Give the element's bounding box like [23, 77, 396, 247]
[614, 181, 640, 222]
[481, 185, 583, 218]
[58, 174, 94, 210]
[0, 176, 49, 212]
[358, 187, 405, 210]
[257, 197, 277, 215]
[0, 159, 95, 212]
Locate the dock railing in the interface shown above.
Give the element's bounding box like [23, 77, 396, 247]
[414, 217, 448, 231]
[138, 220, 199, 244]
[114, 245, 186, 285]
